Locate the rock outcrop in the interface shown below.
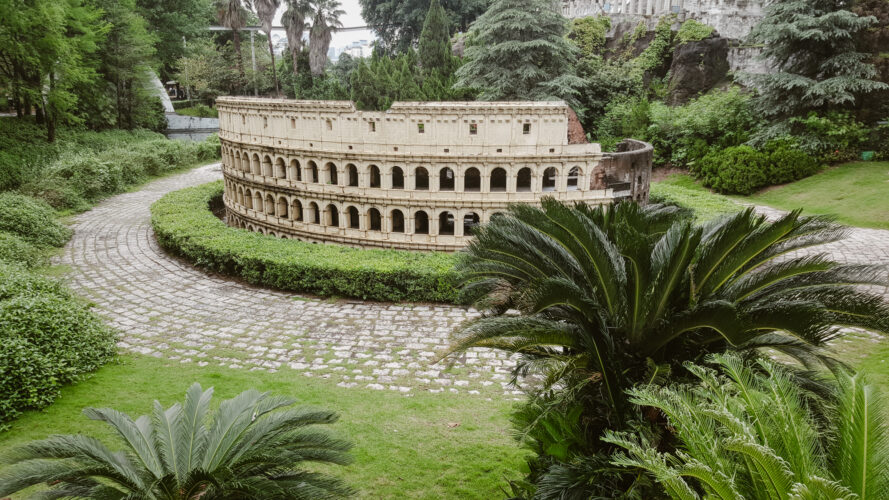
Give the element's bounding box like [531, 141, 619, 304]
[667, 36, 730, 104]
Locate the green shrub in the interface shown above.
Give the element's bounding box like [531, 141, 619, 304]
[675, 19, 714, 44]
[693, 144, 823, 195]
[0, 263, 116, 427]
[0, 232, 46, 268]
[765, 143, 823, 184]
[176, 104, 219, 118]
[0, 192, 72, 247]
[786, 111, 870, 162]
[150, 182, 461, 303]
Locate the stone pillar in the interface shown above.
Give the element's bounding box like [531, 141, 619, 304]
[506, 165, 517, 192]
[430, 212, 439, 236]
[382, 167, 391, 190]
[455, 212, 464, 237]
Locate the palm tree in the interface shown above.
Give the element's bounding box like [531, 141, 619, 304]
[214, 0, 249, 91]
[282, 0, 314, 79]
[606, 353, 889, 499]
[446, 200, 889, 444]
[309, 0, 344, 76]
[0, 383, 353, 499]
[252, 0, 282, 95]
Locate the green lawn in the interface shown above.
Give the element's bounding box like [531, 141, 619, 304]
[0, 355, 527, 499]
[650, 173, 741, 222]
[746, 161, 889, 230]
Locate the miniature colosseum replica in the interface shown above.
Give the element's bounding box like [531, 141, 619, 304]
[217, 97, 653, 251]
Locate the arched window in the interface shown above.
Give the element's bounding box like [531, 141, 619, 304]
[277, 197, 288, 218]
[368, 208, 382, 231]
[463, 212, 480, 236]
[347, 206, 360, 228]
[347, 164, 358, 186]
[414, 211, 429, 234]
[244, 189, 253, 209]
[542, 167, 557, 192]
[234, 152, 241, 171]
[275, 158, 286, 179]
[391, 209, 405, 232]
[290, 159, 301, 181]
[291, 199, 303, 221]
[391, 166, 404, 189]
[415, 167, 429, 190]
[439, 167, 455, 191]
[325, 204, 339, 227]
[237, 187, 244, 205]
[568, 166, 581, 191]
[309, 202, 320, 224]
[516, 167, 532, 192]
[251, 154, 261, 175]
[490, 168, 507, 192]
[368, 165, 381, 188]
[439, 211, 455, 235]
[464, 168, 480, 192]
[253, 191, 262, 210]
[308, 161, 319, 183]
[241, 153, 249, 171]
[325, 162, 338, 185]
[262, 156, 273, 177]
[265, 194, 275, 215]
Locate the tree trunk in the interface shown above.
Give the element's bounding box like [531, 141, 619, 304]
[233, 30, 246, 94]
[45, 72, 55, 142]
[291, 43, 300, 80]
[35, 104, 44, 124]
[267, 35, 279, 96]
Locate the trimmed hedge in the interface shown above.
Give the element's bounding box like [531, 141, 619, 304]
[150, 182, 461, 303]
[693, 145, 822, 195]
[0, 263, 117, 428]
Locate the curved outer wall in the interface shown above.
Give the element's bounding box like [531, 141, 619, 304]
[217, 97, 652, 251]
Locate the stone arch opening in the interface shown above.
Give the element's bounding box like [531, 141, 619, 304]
[276, 196, 288, 218]
[251, 154, 261, 175]
[391, 166, 404, 189]
[262, 155, 273, 177]
[464, 168, 481, 192]
[291, 199, 303, 221]
[347, 164, 358, 187]
[517, 167, 532, 192]
[368, 165, 381, 188]
[568, 166, 581, 191]
[463, 212, 480, 235]
[264, 194, 275, 215]
[415, 167, 429, 190]
[240, 153, 248, 171]
[290, 159, 301, 181]
[275, 158, 286, 179]
[414, 211, 429, 234]
[325, 204, 339, 227]
[309, 202, 320, 224]
[252, 191, 262, 210]
[368, 208, 382, 231]
[439, 211, 455, 235]
[542, 167, 557, 192]
[237, 186, 244, 205]
[347, 206, 360, 228]
[325, 162, 338, 185]
[391, 209, 405, 232]
[490, 167, 507, 192]
[244, 189, 253, 209]
[308, 161, 319, 183]
[439, 167, 455, 191]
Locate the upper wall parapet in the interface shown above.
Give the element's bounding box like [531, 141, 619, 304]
[215, 97, 601, 158]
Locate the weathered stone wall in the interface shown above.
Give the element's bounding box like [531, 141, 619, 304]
[595, 139, 653, 202]
[217, 98, 653, 251]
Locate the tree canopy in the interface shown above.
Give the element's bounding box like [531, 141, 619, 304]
[359, 0, 488, 53]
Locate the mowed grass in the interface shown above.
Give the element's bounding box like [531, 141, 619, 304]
[747, 161, 889, 230]
[650, 173, 741, 222]
[0, 355, 527, 499]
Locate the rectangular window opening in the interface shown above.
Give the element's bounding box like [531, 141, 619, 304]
[523, 123, 531, 134]
[291, 118, 296, 128]
[369, 121, 376, 132]
[418, 123, 425, 134]
[326, 119, 332, 130]
[469, 123, 478, 135]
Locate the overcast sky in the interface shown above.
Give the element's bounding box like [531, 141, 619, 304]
[271, 0, 375, 49]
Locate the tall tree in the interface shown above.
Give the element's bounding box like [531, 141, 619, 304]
[308, 0, 344, 76]
[359, 0, 488, 53]
[454, 0, 584, 104]
[282, 0, 314, 80]
[418, 0, 456, 77]
[214, 0, 249, 91]
[746, 0, 888, 138]
[136, 0, 210, 80]
[252, 0, 282, 95]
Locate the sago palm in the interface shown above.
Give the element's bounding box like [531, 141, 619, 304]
[0, 383, 353, 499]
[446, 200, 889, 434]
[606, 353, 889, 500]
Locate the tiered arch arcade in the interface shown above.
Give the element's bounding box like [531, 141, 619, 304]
[217, 98, 652, 251]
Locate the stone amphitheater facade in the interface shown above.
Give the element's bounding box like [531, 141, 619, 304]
[217, 97, 652, 252]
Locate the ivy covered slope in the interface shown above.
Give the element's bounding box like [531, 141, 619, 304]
[150, 182, 461, 302]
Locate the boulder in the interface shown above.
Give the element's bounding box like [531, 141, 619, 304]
[667, 36, 730, 104]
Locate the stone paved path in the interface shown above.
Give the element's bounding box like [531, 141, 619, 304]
[55, 164, 889, 397]
[57, 163, 520, 398]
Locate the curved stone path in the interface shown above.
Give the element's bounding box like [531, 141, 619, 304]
[55, 164, 889, 396]
[57, 163, 519, 397]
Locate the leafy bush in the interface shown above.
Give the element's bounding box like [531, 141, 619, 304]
[176, 104, 219, 118]
[675, 19, 714, 44]
[787, 111, 870, 162]
[0, 192, 72, 247]
[0, 232, 46, 268]
[694, 144, 822, 195]
[150, 182, 461, 302]
[0, 263, 116, 427]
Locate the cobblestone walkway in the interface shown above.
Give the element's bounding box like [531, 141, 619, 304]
[56, 165, 889, 396]
[57, 164, 520, 397]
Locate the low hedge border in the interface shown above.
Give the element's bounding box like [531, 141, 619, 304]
[150, 181, 462, 303]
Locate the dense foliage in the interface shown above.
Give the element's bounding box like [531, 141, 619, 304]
[609, 354, 889, 499]
[0, 383, 354, 498]
[359, 0, 488, 52]
[0, 263, 117, 429]
[446, 200, 889, 497]
[151, 182, 461, 302]
[694, 144, 822, 195]
[0, 193, 72, 247]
